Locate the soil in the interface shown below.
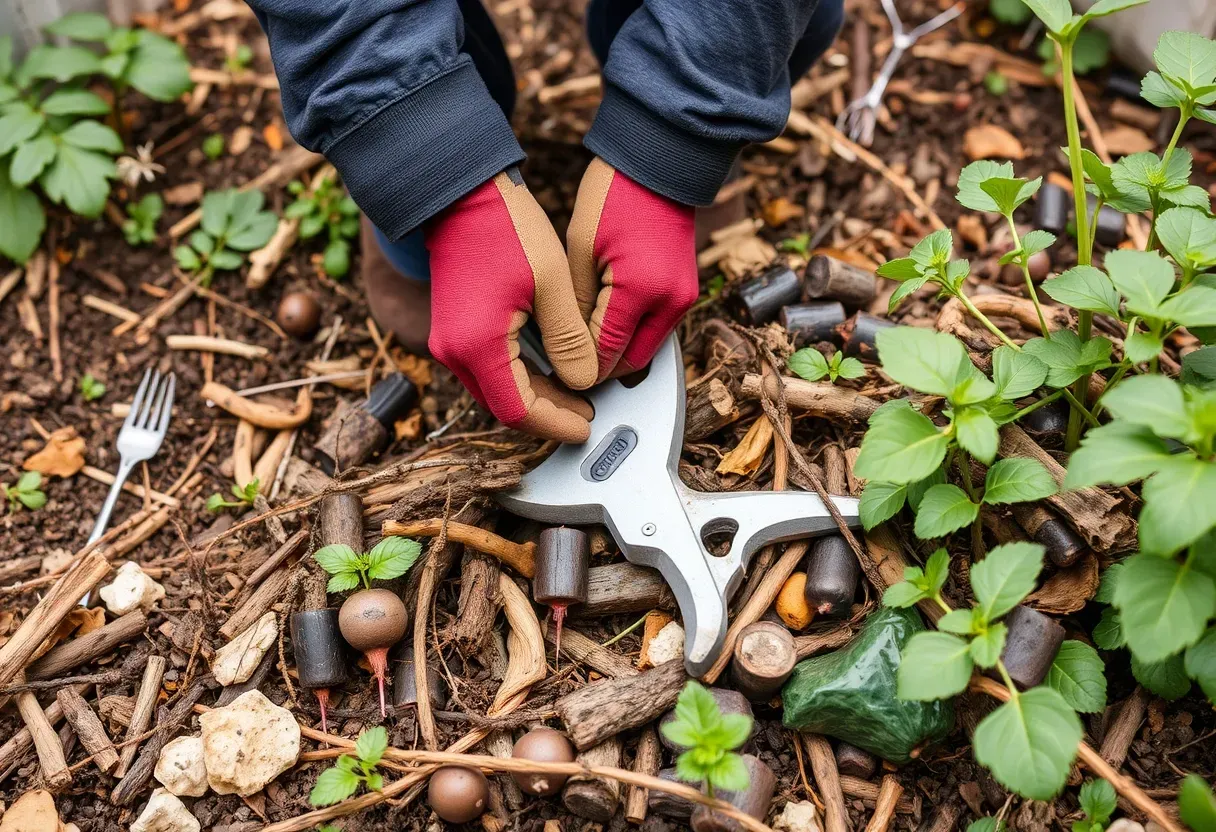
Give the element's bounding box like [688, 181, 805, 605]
[1, 0, 1214, 830]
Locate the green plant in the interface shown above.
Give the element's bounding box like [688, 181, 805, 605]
[4, 471, 46, 511]
[778, 233, 811, 259]
[285, 175, 360, 278]
[309, 726, 387, 807]
[1039, 27, 1110, 76]
[225, 44, 254, 73]
[1180, 774, 1216, 832]
[1072, 779, 1117, 832]
[202, 133, 225, 160]
[314, 536, 421, 592]
[789, 347, 864, 384]
[122, 193, 162, 246]
[983, 71, 1009, 96]
[79, 373, 106, 402]
[173, 189, 277, 285]
[989, 0, 1032, 25]
[206, 479, 259, 512]
[659, 680, 752, 797]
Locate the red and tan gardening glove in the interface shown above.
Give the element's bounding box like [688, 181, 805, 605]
[425, 169, 598, 442]
[567, 158, 700, 382]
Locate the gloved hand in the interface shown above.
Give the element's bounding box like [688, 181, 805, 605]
[567, 158, 700, 382]
[425, 169, 598, 442]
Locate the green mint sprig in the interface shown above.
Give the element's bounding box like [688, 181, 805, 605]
[659, 681, 751, 798]
[788, 347, 864, 384]
[309, 727, 387, 807]
[314, 536, 421, 593]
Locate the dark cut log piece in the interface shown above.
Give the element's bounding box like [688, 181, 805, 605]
[838, 313, 895, 361]
[733, 264, 802, 325]
[805, 254, 877, 308]
[781, 301, 847, 346]
[731, 621, 797, 701]
[996, 605, 1065, 689]
[690, 754, 777, 832]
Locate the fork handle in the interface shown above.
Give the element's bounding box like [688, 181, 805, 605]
[87, 458, 138, 546]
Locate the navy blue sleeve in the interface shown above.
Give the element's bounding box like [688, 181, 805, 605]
[585, 0, 833, 207]
[246, 0, 524, 239]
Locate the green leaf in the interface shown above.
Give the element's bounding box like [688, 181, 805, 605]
[910, 229, 954, 272]
[1184, 627, 1216, 702]
[979, 176, 1041, 216]
[955, 408, 999, 464]
[9, 134, 56, 187]
[908, 468, 946, 511]
[201, 189, 233, 235]
[188, 229, 214, 255]
[40, 88, 110, 116]
[1041, 266, 1120, 316]
[314, 543, 361, 576]
[789, 348, 830, 382]
[354, 726, 387, 766]
[860, 481, 906, 530]
[1180, 775, 1216, 832]
[15, 471, 40, 492]
[913, 484, 979, 539]
[18, 45, 103, 83]
[970, 622, 1007, 668]
[1141, 71, 1189, 109]
[973, 686, 1081, 800]
[704, 753, 750, 793]
[876, 256, 922, 280]
[0, 166, 45, 264]
[876, 326, 973, 398]
[1093, 606, 1125, 650]
[1046, 641, 1106, 713]
[58, 120, 123, 153]
[1020, 0, 1073, 35]
[1100, 375, 1190, 439]
[957, 161, 1016, 213]
[172, 245, 200, 272]
[1155, 31, 1216, 96]
[1125, 331, 1164, 364]
[209, 248, 244, 271]
[971, 542, 1044, 622]
[1022, 331, 1112, 388]
[0, 104, 46, 156]
[1071, 27, 1112, 73]
[967, 820, 1004, 832]
[1079, 778, 1117, 826]
[1094, 561, 1124, 604]
[938, 608, 975, 635]
[125, 33, 193, 101]
[1159, 285, 1216, 328]
[983, 458, 1057, 504]
[16, 490, 47, 510]
[45, 12, 112, 40]
[1156, 207, 1216, 271]
[1131, 653, 1191, 700]
[39, 144, 114, 217]
[854, 401, 950, 485]
[225, 212, 278, 251]
[1064, 422, 1173, 488]
[1113, 553, 1216, 662]
[326, 571, 361, 594]
[1081, 0, 1147, 22]
[365, 536, 421, 581]
[897, 631, 974, 700]
[1139, 458, 1216, 555]
[1020, 229, 1057, 260]
[1183, 347, 1216, 388]
[882, 580, 925, 608]
[1104, 249, 1175, 318]
[836, 355, 865, 380]
[309, 765, 361, 807]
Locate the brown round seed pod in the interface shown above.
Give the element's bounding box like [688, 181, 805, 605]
[428, 766, 490, 823]
[338, 589, 407, 653]
[276, 291, 321, 338]
[512, 727, 575, 796]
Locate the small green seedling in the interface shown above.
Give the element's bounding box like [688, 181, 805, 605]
[1072, 779, 1117, 832]
[984, 71, 1009, 96]
[309, 726, 387, 807]
[79, 373, 106, 402]
[778, 234, 811, 259]
[225, 44, 254, 73]
[173, 189, 277, 285]
[4, 471, 46, 512]
[788, 347, 864, 384]
[659, 680, 752, 798]
[122, 194, 162, 246]
[285, 175, 360, 278]
[202, 134, 225, 161]
[206, 479, 259, 512]
[314, 536, 421, 592]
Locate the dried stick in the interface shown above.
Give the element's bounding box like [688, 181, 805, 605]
[557, 660, 687, 751]
[741, 374, 879, 422]
[82, 294, 140, 323]
[839, 776, 915, 813]
[56, 687, 119, 773]
[1099, 686, 1148, 769]
[202, 381, 313, 429]
[863, 775, 903, 832]
[971, 677, 1179, 832]
[625, 725, 662, 824]
[16, 686, 71, 787]
[115, 656, 165, 777]
[47, 241, 62, 382]
[26, 611, 147, 680]
[247, 163, 336, 289]
[383, 519, 536, 578]
[544, 625, 638, 679]
[111, 679, 209, 805]
[81, 466, 179, 507]
[805, 733, 851, 832]
[165, 334, 269, 359]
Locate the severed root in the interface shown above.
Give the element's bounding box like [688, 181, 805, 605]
[202, 381, 313, 429]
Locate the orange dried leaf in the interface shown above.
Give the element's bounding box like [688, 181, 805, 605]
[716, 417, 772, 476]
[23, 426, 86, 478]
[763, 197, 804, 228]
[963, 124, 1025, 160]
[263, 123, 284, 151]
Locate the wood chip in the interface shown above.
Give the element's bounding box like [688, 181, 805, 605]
[963, 124, 1026, 160]
[1103, 124, 1155, 156]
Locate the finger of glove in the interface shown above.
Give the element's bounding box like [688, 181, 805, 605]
[616, 274, 699, 373]
[567, 157, 615, 322]
[528, 370, 594, 421]
[496, 174, 598, 392]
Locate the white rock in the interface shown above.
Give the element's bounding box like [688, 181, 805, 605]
[647, 621, 685, 667]
[98, 561, 165, 615]
[200, 690, 300, 796]
[774, 800, 823, 832]
[130, 789, 200, 832]
[1108, 821, 1145, 832]
[212, 612, 278, 686]
[154, 736, 208, 797]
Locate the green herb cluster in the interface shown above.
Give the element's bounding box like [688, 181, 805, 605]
[309, 727, 387, 807]
[3, 471, 46, 512]
[788, 347, 864, 384]
[314, 536, 422, 592]
[79, 373, 107, 402]
[659, 680, 752, 797]
[285, 174, 361, 278]
[174, 189, 278, 284]
[1072, 779, 1117, 832]
[122, 193, 163, 246]
[206, 479, 259, 513]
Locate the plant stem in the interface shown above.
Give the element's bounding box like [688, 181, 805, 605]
[934, 595, 953, 615]
[1059, 41, 1094, 452]
[1011, 389, 1065, 422]
[1061, 388, 1101, 428]
[1161, 107, 1190, 165]
[996, 660, 1020, 702]
[957, 293, 1019, 350]
[957, 451, 979, 502]
[1091, 362, 1131, 419]
[1005, 217, 1052, 339]
[601, 613, 648, 647]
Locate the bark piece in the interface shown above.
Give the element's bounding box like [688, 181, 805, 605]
[562, 736, 622, 822]
[804, 734, 850, 832]
[26, 610, 146, 680]
[318, 493, 365, 552]
[686, 378, 743, 441]
[1100, 686, 1148, 769]
[805, 255, 877, 308]
[579, 562, 677, 617]
[545, 625, 638, 679]
[16, 688, 71, 788]
[56, 687, 119, 773]
[862, 775, 902, 832]
[625, 726, 661, 824]
[740, 374, 878, 422]
[731, 621, 797, 701]
[556, 659, 687, 751]
[116, 656, 166, 777]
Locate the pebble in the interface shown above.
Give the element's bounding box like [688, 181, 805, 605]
[646, 622, 685, 667]
[212, 612, 278, 686]
[99, 561, 165, 615]
[154, 736, 208, 797]
[130, 789, 200, 832]
[774, 800, 823, 832]
[200, 691, 300, 796]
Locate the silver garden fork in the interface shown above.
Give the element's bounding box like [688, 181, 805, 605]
[87, 368, 176, 545]
[837, 0, 964, 147]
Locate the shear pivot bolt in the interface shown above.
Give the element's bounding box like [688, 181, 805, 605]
[642, 523, 656, 536]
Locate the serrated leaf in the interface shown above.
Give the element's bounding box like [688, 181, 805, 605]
[1159, 285, 1216, 328]
[1020, 0, 1073, 34]
[125, 35, 193, 101]
[979, 176, 1042, 216]
[896, 631, 974, 700]
[957, 160, 1015, 213]
[955, 408, 999, 464]
[860, 481, 906, 530]
[876, 326, 973, 397]
[1139, 458, 1216, 555]
[913, 484, 979, 539]
[1064, 421, 1173, 488]
[1104, 249, 1175, 318]
[1020, 229, 1056, 259]
[938, 608, 975, 635]
[970, 622, 1007, 668]
[971, 541, 1044, 622]
[326, 571, 361, 594]
[908, 467, 947, 512]
[1184, 627, 1216, 702]
[1141, 71, 1189, 109]
[45, 12, 112, 41]
[983, 458, 1057, 504]
[991, 346, 1048, 400]
[1041, 266, 1120, 316]
[1131, 653, 1191, 699]
[1100, 375, 1190, 439]
[789, 348, 829, 382]
[18, 45, 102, 83]
[39, 144, 114, 218]
[973, 686, 1081, 800]
[882, 580, 925, 608]
[314, 543, 361, 576]
[1081, 0, 1147, 22]
[1183, 347, 1216, 388]
[836, 356, 865, 380]
[1155, 31, 1216, 96]
[1022, 332, 1112, 388]
[910, 229, 954, 271]
[854, 400, 950, 485]
[1047, 640, 1107, 713]
[1157, 207, 1216, 271]
[309, 766, 360, 807]
[1093, 606, 1125, 649]
[354, 726, 387, 766]
[1114, 552, 1216, 661]
[9, 134, 55, 187]
[704, 752, 750, 793]
[365, 536, 421, 581]
[876, 256, 922, 280]
[0, 104, 45, 156]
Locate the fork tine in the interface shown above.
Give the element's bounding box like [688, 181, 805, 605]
[155, 374, 176, 436]
[142, 371, 166, 429]
[124, 368, 153, 431]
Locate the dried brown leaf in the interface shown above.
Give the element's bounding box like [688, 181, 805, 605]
[23, 426, 86, 478]
[1025, 552, 1099, 615]
[715, 417, 773, 476]
[963, 124, 1026, 160]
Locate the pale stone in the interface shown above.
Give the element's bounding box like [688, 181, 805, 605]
[1108, 821, 1145, 832]
[212, 612, 278, 686]
[154, 736, 208, 797]
[98, 561, 165, 615]
[774, 800, 823, 832]
[647, 622, 685, 667]
[0, 789, 59, 832]
[130, 789, 200, 832]
[200, 690, 300, 796]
